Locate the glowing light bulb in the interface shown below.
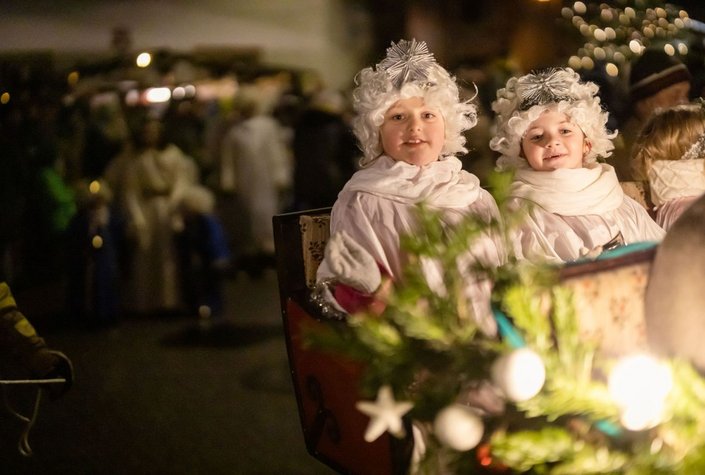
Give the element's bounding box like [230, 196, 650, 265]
[568, 56, 582, 69]
[608, 354, 672, 431]
[136, 52, 152, 68]
[67, 71, 79, 86]
[581, 56, 595, 70]
[606, 63, 619, 77]
[144, 87, 171, 103]
[629, 40, 644, 54]
[492, 348, 546, 402]
[594, 28, 607, 41]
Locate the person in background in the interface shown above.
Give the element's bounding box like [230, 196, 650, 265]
[489, 68, 664, 264]
[81, 92, 130, 181]
[609, 49, 692, 181]
[65, 179, 123, 328]
[122, 117, 198, 315]
[219, 85, 292, 276]
[175, 185, 231, 322]
[291, 88, 358, 211]
[631, 103, 705, 230]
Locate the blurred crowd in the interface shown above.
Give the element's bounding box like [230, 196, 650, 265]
[0, 61, 362, 328]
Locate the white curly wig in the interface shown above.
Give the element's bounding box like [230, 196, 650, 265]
[351, 39, 477, 167]
[490, 68, 616, 170]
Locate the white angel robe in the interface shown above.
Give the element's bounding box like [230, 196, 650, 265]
[220, 114, 291, 253]
[123, 143, 198, 313]
[507, 162, 665, 263]
[648, 158, 705, 231]
[316, 155, 503, 333]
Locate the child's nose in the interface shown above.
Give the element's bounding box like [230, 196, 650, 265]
[545, 136, 561, 147]
[407, 116, 422, 130]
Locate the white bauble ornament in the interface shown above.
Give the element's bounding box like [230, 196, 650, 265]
[491, 347, 546, 402]
[433, 404, 484, 451]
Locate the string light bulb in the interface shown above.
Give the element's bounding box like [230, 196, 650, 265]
[562, 1, 692, 76]
[491, 347, 546, 402]
[608, 354, 673, 431]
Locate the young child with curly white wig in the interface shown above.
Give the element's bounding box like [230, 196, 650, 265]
[631, 103, 705, 231]
[314, 39, 503, 334]
[490, 68, 664, 263]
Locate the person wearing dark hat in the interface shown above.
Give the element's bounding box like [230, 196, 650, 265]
[609, 49, 692, 181]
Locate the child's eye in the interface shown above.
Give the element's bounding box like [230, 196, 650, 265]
[560, 128, 573, 134]
[529, 134, 542, 141]
[422, 112, 435, 119]
[390, 113, 404, 121]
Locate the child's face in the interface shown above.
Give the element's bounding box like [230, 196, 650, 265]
[380, 96, 445, 167]
[521, 110, 589, 171]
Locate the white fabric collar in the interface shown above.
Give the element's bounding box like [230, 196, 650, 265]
[648, 159, 705, 206]
[339, 155, 482, 208]
[510, 162, 624, 216]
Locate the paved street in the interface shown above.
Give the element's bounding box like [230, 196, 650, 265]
[1, 270, 336, 475]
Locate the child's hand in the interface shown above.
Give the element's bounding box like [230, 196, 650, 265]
[325, 231, 381, 294]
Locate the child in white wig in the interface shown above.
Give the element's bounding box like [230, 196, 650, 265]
[631, 103, 705, 231]
[490, 67, 664, 264]
[315, 39, 503, 334]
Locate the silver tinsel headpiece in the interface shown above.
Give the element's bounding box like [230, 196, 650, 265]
[377, 39, 437, 89]
[682, 133, 705, 160]
[681, 99, 705, 160]
[517, 68, 576, 110]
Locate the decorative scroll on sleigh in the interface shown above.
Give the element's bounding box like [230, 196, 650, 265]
[273, 207, 658, 474]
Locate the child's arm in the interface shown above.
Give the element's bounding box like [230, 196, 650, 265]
[316, 231, 392, 316]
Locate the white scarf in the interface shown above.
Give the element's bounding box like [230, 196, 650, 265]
[648, 159, 705, 206]
[510, 162, 624, 216]
[339, 155, 482, 208]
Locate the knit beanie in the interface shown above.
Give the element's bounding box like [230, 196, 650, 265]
[629, 49, 691, 102]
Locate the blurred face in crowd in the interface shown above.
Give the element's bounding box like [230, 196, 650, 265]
[635, 81, 691, 120]
[380, 96, 445, 167]
[521, 109, 590, 171]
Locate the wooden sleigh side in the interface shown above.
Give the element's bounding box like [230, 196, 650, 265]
[273, 208, 412, 475]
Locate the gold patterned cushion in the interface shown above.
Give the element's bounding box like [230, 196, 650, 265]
[299, 214, 331, 288]
[561, 256, 653, 358]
